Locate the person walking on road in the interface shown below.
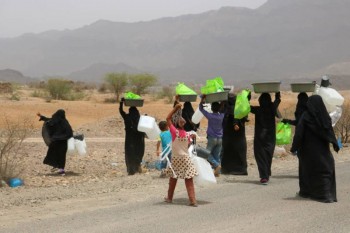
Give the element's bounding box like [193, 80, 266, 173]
[291, 95, 339, 203]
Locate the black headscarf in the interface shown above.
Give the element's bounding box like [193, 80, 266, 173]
[295, 92, 308, 121]
[305, 95, 332, 131]
[258, 93, 275, 128]
[47, 109, 73, 141]
[128, 107, 140, 130]
[182, 102, 194, 117]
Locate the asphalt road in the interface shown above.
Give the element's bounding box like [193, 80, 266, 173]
[2, 161, 350, 233]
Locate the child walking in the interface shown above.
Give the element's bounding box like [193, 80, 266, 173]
[156, 121, 172, 178]
[164, 103, 198, 207]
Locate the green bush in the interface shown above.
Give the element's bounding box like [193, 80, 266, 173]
[46, 79, 73, 100]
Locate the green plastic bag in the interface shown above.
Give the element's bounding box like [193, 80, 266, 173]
[125, 92, 141, 99]
[176, 83, 197, 95]
[276, 122, 292, 145]
[201, 77, 225, 94]
[234, 90, 251, 119]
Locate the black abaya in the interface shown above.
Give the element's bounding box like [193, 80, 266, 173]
[291, 95, 339, 203]
[250, 93, 281, 180]
[221, 95, 248, 175]
[40, 109, 73, 169]
[119, 101, 145, 175]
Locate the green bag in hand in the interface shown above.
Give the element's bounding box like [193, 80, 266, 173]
[176, 83, 197, 95]
[125, 92, 141, 99]
[276, 122, 292, 145]
[234, 90, 251, 119]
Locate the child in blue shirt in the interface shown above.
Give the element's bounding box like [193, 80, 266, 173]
[156, 121, 172, 177]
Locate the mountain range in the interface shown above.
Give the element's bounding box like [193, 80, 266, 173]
[0, 0, 350, 88]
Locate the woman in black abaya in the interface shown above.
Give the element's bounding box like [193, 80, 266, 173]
[281, 92, 309, 193]
[38, 109, 73, 175]
[221, 94, 248, 175]
[250, 92, 281, 184]
[119, 98, 145, 175]
[291, 95, 339, 203]
[182, 102, 200, 132]
[282, 92, 308, 126]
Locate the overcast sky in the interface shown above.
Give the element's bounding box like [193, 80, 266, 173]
[0, 0, 267, 38]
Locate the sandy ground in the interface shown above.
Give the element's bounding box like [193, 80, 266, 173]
[0, 90, 349, 225]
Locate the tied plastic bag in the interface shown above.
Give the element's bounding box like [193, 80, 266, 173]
[276, 122, 292, 145]
[234, 90, 251, 119]
[125, 91, 141, 99]
[175, 83, 197, 95]
[188, 145, 217, 187]
[73, 134, 87, 156]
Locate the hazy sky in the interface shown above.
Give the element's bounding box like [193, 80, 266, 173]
[0, 0, 267, 38]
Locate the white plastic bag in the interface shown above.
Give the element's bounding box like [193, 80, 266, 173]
[188, 145, 217, 187]
[67, 137, 75, 154]
[74, 138, 87, 156]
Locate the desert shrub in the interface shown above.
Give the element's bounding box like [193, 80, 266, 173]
[129, 73, 158, 95]
[98, 83, 108, 93]
[334, 101, 350, 143]
[46, 79, 73, 100]
[31, 90, 49, 98]
[104, 97, 117, 103]
[0, 116, 34, 183]
[104, 73, 128, 101]
[28, 81, 46, 89]
[154, 85, 175, 104]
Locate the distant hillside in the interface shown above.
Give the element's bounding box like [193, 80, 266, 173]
[0, 69, 32, 83]
[68, 63, 142, 83]
[0, 0, 350, 86]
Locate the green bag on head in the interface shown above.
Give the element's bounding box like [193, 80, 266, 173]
[276, 122, 292, 145]
[234, 90, 251, 119]
[175, 83, 197, 95]
[201, 77, 225, 94]
[125, 92, 142, 99]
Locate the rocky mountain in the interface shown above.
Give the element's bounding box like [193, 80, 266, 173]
[0, 0, 349, 87]
[0, 69, 32, 83]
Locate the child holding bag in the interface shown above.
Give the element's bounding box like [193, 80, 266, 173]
[164, 103, 198, 207]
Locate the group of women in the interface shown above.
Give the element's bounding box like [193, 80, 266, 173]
[221, 90, 339, 203]
[118, 91, 340, 204]
[39, 89, 340, 206]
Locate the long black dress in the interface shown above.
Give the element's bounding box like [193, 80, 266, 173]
[250, 93, 281, 181]
[119, 101, 145, 175]
[40, 109, 73, 170]
[291, 95, 339, 203]
[282, 92, 308, 192]
[182, 102, 200, 132]
[221, 95, 248, 175]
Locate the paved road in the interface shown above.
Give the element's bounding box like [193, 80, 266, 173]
[1, 160, 349, 233]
